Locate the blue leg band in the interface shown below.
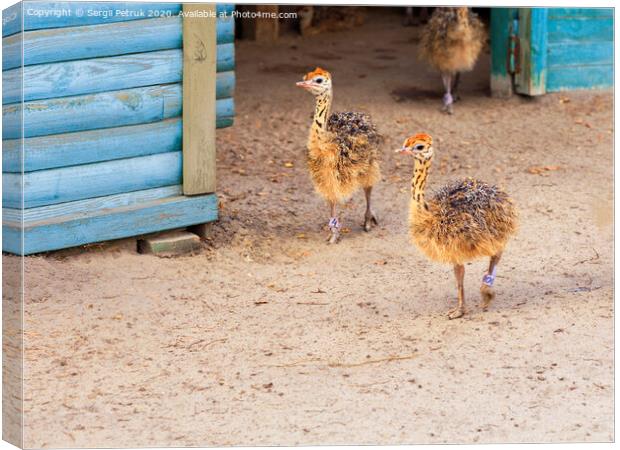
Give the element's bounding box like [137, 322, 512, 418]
[482, 266, 497, 287]
[328, 217, 340, 231]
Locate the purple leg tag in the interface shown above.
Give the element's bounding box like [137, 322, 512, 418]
[328, 217, 340, 231]
[443, 92, 454, 105]
[482, 266, 497, 287]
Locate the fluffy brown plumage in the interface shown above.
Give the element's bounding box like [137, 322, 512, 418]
[397, 133, 517, 319]
[410, 177, 517, 265]
[420, 7, 485, 73]
[307, 111, 381, 203]
[296, 68, 381, 243]
[419, 7, 486, 113]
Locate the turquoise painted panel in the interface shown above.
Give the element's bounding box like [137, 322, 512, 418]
[547, 41, 613, 67]
[547, 65, 613, 91]
[218, 43, 235, 72]
[4, 185, 183, 223]
[3, 84, 182, 139]
[547, 8, 613, 19]
[3, 191, 218, 254]
[3, 15, 234, 70]
[3, 84, 234, 138]
[3, 118, 182, 172]
[547, 17, 613, 42]
[3, 48, 235, 102]
[3, 151, 182, 208]
[3, 3, 235, 36]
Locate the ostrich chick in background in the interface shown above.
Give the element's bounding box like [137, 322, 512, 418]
[396, 133, 517, 319]
[419, 7, 485, 114]
[296, 68, 382, 244]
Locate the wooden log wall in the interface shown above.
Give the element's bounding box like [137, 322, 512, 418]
[2, 2, 236, 255]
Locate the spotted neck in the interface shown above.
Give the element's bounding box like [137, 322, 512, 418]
[411, 156, 432, 210]
[311, 90, 333, 135]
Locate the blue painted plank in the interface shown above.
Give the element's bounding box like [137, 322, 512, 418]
[3, 84, 233, 138]
[3, 48, 235, 102]
[4, 185, 183, 222]
[3, 3, 235, 36]
[3, 84, 182, 139]
[547, 41, 613, 68]
[3, 15, 234, 70]
[218, 42, 235, 72]
[547, 64, 613, 91]
[3, 151, 183, 208]
[3, 191, 218, 254]
[547, 8, 613, 19]
[3, 118, 182, 173]
[547, 17, 613, 42]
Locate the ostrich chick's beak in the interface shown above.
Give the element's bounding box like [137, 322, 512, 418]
[395, 147, 413, 155]
[296, 80, 313, 89]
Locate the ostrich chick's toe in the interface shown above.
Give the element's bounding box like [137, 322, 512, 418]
[479, 285, 496, 310]
[447, 306, 465, 320]
[363, 211, 379, 232]
[326, 230, 340, 244]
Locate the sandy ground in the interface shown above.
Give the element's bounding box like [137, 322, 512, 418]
[4, 10, 614, 447]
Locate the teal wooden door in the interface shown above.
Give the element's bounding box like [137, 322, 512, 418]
[491, 7, 613, 96]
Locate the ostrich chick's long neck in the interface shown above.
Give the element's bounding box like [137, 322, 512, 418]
[311, 90, 333, 136]
[411, 157, 432, 212]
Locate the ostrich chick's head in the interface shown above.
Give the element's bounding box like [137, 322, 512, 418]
[296, 67, 332, 96]
[395, 133, 434, 161]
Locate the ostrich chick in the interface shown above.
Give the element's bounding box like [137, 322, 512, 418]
[296, 68, 381, 244]
[419, 7, 485, 114]
[396, 133, 517, 319]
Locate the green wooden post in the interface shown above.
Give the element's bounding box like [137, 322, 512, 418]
[515, 8, 548, 95]
[490, 8, 518, 97]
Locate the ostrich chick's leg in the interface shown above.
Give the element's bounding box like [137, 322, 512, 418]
[480, 251, 502, 310]
[452, 72, 461, 102]
[327, 201, 340, 244]
[441, 73, 454, 114]
[363, 186, 379, 232]
[448, 264, 465, 319]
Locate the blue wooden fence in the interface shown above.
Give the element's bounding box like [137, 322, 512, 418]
[2, 2, 235, 255]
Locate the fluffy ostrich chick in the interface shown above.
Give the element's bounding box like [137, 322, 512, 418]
[419, 7, 485, 114]
[296, 68, 382, 244]
[396, 133, 517, 319]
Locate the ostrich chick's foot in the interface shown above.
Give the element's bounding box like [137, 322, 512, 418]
[447, 305, 465, 320]
[479, 266, 498, 310]
[480, 285, 496, 310]
[327, 217, 341, 244]
[363, 210, 379, 232]
[441, 93, 454, 114]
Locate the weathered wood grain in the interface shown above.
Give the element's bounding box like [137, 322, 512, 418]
[547, 41, 613, 67]
[182, 3, 217, 195]
[547, 64, 613, 91]
[3, 191, 218, 255]
[515, 8, 548, 95]
[3, 15, 234, 70]
[3, 84, 182, 139]
[4, 185, 183, 223]
[547, 17, 613, 42]
[3, 84, 234, 138]
[3, 48, 235, 102]
[3, 152, 183, 208]
[547, 8, 613, 19]
[3, 119, 182, 173]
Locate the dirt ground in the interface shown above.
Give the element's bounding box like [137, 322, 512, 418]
[6, 10, 614, 447]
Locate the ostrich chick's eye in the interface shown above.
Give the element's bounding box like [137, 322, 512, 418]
[315, 78, 323, 84]
[415, 144, 425, 151]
